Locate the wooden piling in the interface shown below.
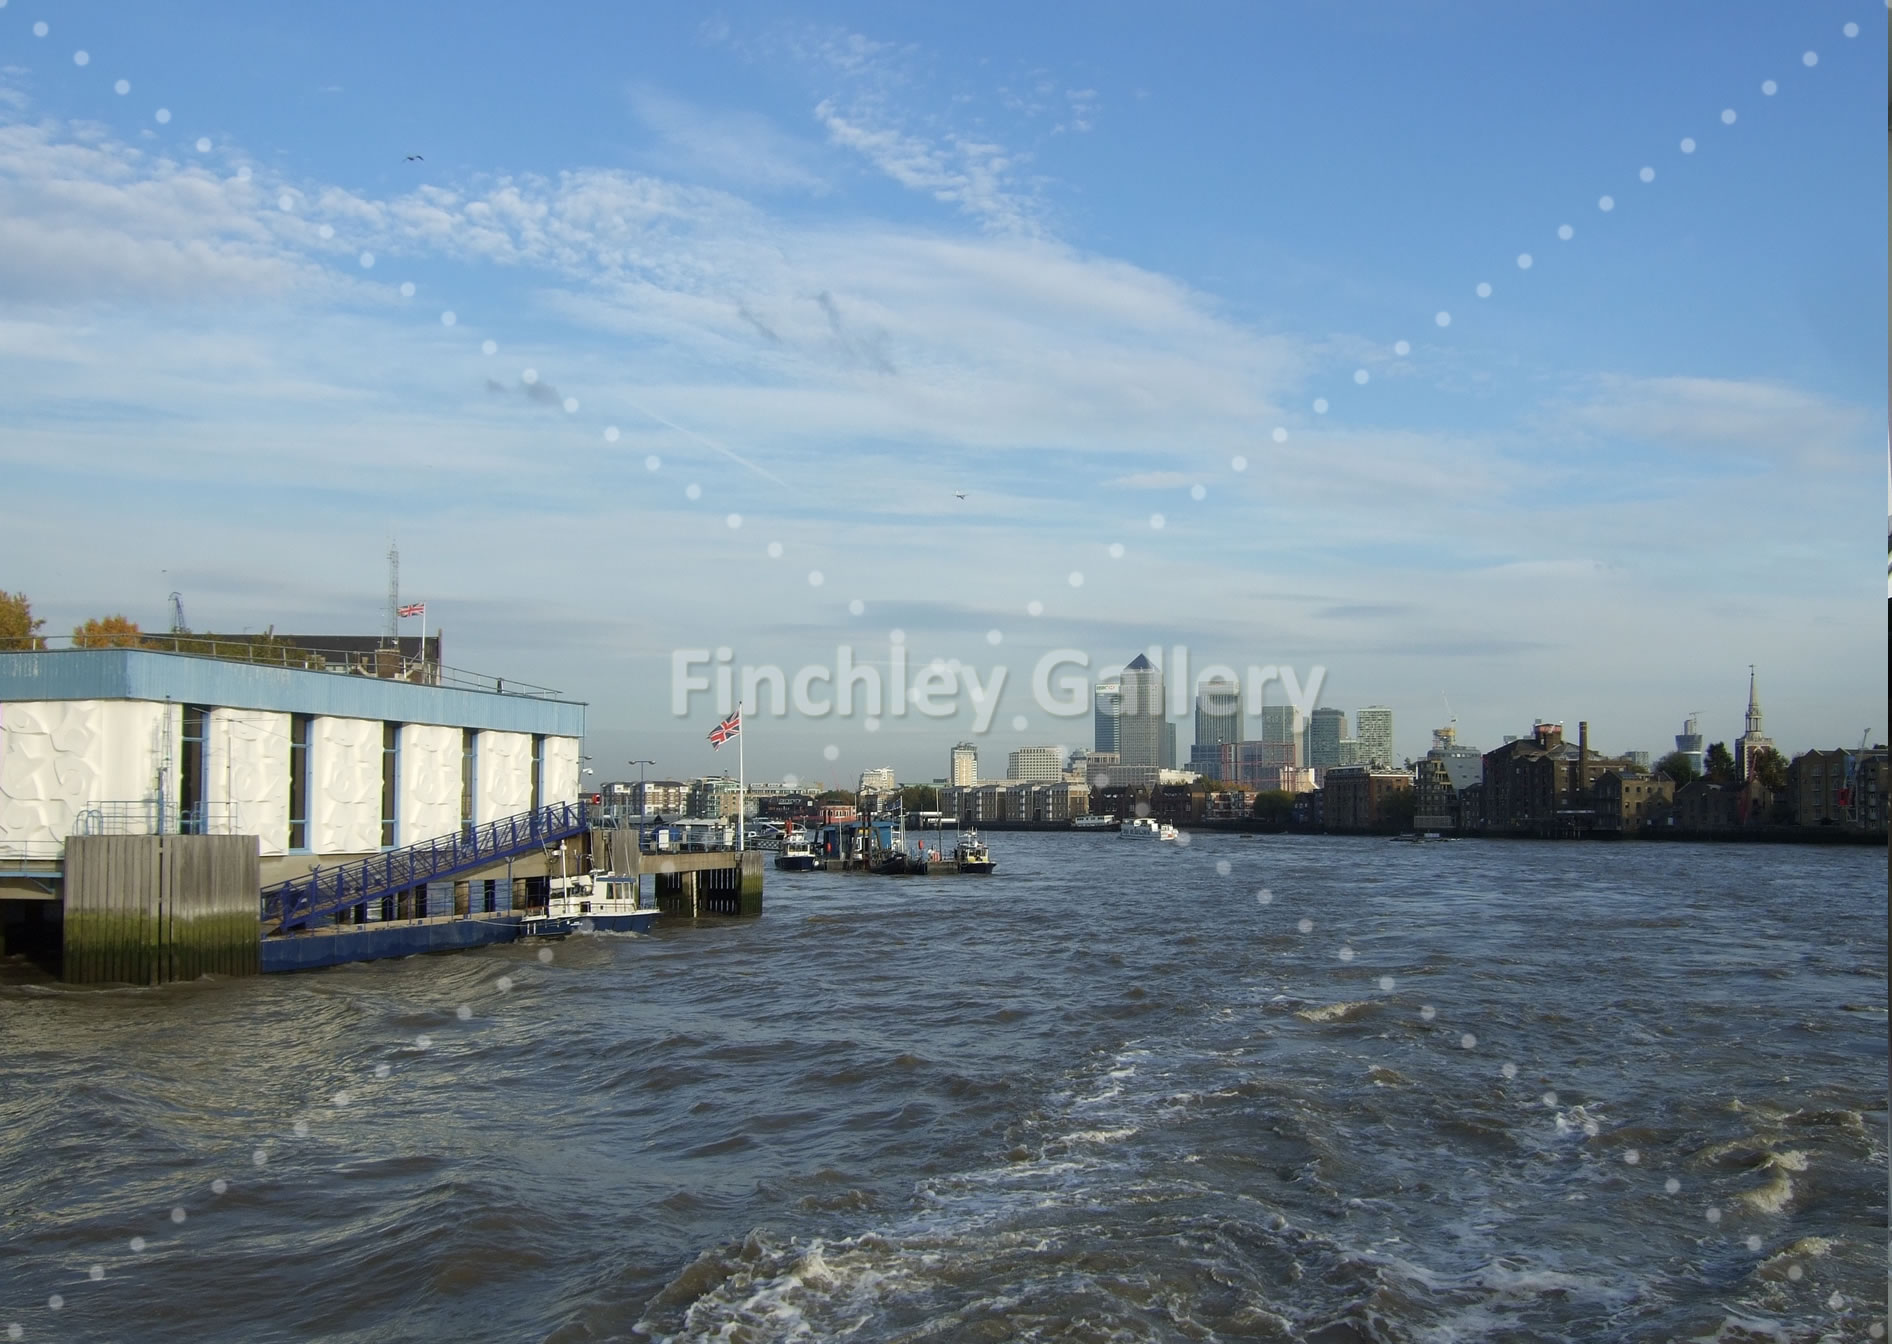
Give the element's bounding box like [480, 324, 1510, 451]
[63, 835, 260, 984]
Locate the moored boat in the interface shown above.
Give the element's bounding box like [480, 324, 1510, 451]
[775, 826, 817, 871]
[953, 829, 997, 874]
[521, 873, 661, 936]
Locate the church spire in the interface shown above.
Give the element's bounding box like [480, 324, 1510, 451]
[1745, 665, 1763, 736]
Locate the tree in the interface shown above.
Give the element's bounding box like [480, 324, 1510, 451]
[0, 591, 46, 650]
[1377, 788, 1418, 833]
[1655, 751, 1699, 787]
[1252, 790, 1295, 824]
[1752, 746, 1789, 793]
[72, 615, 144, 648]
[1703, 741, 1737, 784]
[814, 789, 856, 806]
[899, 784, 940, 813]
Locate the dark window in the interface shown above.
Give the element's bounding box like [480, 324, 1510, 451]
[461, 730, 477, 832]
[382, 722, 400, 848]
[531, 734, 544, 813]
[180, 705, 209, 833]
[289, 713, 312, 850]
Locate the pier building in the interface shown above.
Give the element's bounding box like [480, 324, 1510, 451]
[0, 645, 589, 979]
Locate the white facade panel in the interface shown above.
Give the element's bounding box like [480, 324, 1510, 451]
[476, 731, 532, 825]
[401, 723, 461, 847]
[206, 708, 290, 857]
[0, 700, 166, 858]
[311, 716, 381, 855]
[542, 736, 581, 807]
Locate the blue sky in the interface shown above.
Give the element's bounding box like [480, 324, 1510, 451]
[1, 1, 1885, 784]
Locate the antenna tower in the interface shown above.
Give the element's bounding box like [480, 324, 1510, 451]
[386, 540, 399, 644]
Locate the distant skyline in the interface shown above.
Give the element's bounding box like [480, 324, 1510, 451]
[2, 2, 1884, 783]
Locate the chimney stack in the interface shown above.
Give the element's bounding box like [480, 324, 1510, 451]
[1578, 721, 1590, 799]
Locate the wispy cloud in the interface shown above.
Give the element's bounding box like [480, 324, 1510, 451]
[813, 98, 1039, 235]
[627, 84, 828, 194]
[707, 20, 1048, 235]
[1563, 374, 1874, 468]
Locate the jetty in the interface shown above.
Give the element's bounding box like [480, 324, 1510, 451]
[805, 815, 996, 876]
[0, 645, 760, 985]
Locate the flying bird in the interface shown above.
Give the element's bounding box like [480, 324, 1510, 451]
[954, 491, 967, 500]
[405, 154, 424, 162]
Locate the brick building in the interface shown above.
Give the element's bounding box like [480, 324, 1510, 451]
[1322, 765, 1414, 833]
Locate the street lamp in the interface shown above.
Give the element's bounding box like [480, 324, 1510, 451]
[629, 759, 655, 816]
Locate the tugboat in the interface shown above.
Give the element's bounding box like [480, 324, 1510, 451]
[775, 825, 818, 871]
[871, 848, 914, 876]
[952, 829, 997, 874]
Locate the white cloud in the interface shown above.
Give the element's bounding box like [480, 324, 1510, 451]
[0, 121, 336, 302]
[0, 69, 1880, 760]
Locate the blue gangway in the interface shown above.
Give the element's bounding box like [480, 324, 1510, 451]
[263, 802, 588, 934]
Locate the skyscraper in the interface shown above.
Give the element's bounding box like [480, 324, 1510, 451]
[1304, 707, 1346, 769]
[1194, 677, 1243, 754]
[1261, 704, 1298, 746]
[1355, 706, 1394, 769]
[949, 742, 978, 786]
[1675, 714, 1704, 776]
[1117, 655, 1165, 767]
[1093, 679, 1122, 754]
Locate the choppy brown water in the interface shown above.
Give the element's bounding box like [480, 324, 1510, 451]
[2, 835, 1885, 1342]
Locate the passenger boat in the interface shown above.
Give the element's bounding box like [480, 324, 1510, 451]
[1120, 817, 1182, 842]
[520, 873, 661, 937]
[1072, 814, 1119, 830]
[774, 826, 817, 871]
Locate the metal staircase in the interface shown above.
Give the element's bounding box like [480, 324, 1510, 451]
[263, 802, 588, 934]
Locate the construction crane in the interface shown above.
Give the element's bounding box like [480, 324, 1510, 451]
[168, 592, 188, 635]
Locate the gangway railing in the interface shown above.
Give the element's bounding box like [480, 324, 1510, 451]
[262, 802, 588, 934]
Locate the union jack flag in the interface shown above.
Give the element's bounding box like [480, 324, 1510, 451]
[708, 709, 741, 749]
[397, 603, 425, 617]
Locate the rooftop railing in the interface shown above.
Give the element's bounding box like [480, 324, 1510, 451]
[0, 637, 570, 701]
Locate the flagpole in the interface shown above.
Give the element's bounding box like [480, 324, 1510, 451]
[419, 606, 426, 681]
[736, 707, 746, 853]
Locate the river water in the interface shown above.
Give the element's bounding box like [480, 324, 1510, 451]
[1, 834, 1885, 1343]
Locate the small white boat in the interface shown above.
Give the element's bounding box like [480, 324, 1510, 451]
[1120, 817, 1183, 842]
[1073, 814, 1119, 830]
